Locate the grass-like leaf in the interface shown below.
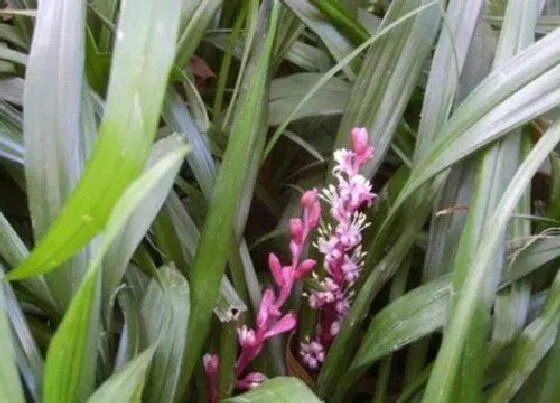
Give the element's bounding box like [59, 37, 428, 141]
[22, 0, 89, 308]
[87, 346, 155, 403]
[0, 271, 25, 403]
[140, 265, 190, 403]
[7, 0, 182, 281]
[422, 118, 560, 403]
[42, 144, 188, 403]
[181, 1, 281, 387]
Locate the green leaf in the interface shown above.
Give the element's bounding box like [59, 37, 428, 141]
[487, 269, 560, 403]
[175, 0, 222, 68]
[392, 27, 560, 212]
[331, 0, 442, 178]
[222, 377, 321, 403]
[7, 0, 182, 281]
[162, 90, 216, 199]
[263, 1, 440, 161]
[1, 263, 44, 400]
[181, 1, 281, 387]
[87, 347, 155, 403]
[0, 270, 25, 403]
[341, 233, 560, 386]
[101, 135, 190, 321]
[22, 0, 89, 308]
[42, 145, 188, 403]
[268, 73, 349, 126]
[0, 212, 56, 314]
[140, 265, 190, 403]
[283, 0, 358, 79]
[421, 118, 560, 403]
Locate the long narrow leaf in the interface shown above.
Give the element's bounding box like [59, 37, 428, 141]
[87, 346, 155, 403]
[43, 145, 188, 403]
[8, 0, 182, 281]
[181, 1, 281, 387]
[421, 118, 560, 403]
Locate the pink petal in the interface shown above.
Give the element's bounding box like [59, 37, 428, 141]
[295, 259, 316, 279]
[264, 313, 296, 339]
[257, 289, 276, 329]
[268, 253, 285, 287]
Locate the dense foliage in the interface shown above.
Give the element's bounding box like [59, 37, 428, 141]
[1, 0, 560, 402]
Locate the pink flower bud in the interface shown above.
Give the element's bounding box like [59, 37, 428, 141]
[351, 127, 369, 154]
[306, 201, 322, 229]
[301, 189, 318, 209]
[289, 218, 304, 245]
[268, 253, 285, 287]
[295, 259, 316, 279]
[203, 353, 219, 376]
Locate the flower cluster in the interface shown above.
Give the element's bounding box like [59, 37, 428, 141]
[203, 190, 321, 402]
[300, 128, 377, 369]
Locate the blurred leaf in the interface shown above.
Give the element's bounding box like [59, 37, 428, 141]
[87, 346, 155, 403]
[268, 73, 349, 126]
[42, 144, 188, 403]
[0, 78, 24, 105]
[0, 23, 28, 49]
[181, 1, 280, 387]
[0, 116, 23, 166]
[175, 0, 222, 68]
[140, 265, 189, 403]
[1, 264, 43, 400]
[222, 377, 321, 402]
[311, 0, 370, 45]
[114, 286, 141, 370]
[283, 0, 359, 79]
[0, 212, 56, 314]
[538, 315, 560, 402]
[162, 90, 216, 199]
[285, 41, 332, 72]
[8, 0, 182, 281]
[0, 270, 25, 403]
[488, 269, 560, 403]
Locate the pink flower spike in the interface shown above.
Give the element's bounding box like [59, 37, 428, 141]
[237, 372, 267, 390]
[264, 313, 296, 339]
[268, 253, 285, 287]
[301, 189, 318, 209]
[295, 258, 316, 279]
[290, 218, 304, 245]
